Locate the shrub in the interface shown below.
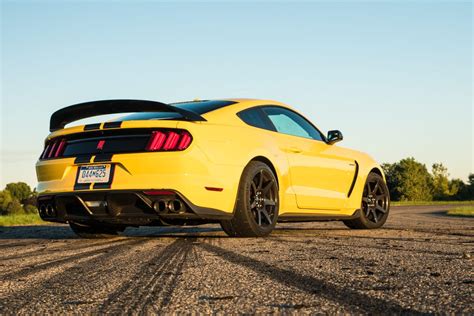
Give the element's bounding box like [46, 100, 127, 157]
[5, 199, 24, 215]
[24, 204, 38, 214]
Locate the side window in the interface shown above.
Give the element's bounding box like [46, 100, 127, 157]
[237, 108, 276, 131]
[263, 107, 324, 141]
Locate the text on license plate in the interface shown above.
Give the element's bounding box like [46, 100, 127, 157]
[77, 165, 111, 184]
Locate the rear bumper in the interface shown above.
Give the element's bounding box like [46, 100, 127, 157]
[36, 145, 244, 214]
[37, 190, 233, 226]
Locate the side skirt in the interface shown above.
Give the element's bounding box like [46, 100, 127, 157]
[277, 209, 361, 222]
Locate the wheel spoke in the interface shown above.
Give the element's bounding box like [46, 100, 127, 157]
[366, 182, 371, 194]
[251, 181, 257, 194]
[371, 209, 378, 223]
[362, 197, 369, 203]
[376, 205, 387, 214]
[258, 170, 264, 189]
[250, 200, 257, 209]
[365, 207, 371, 217]
[263, 198, 276, 207]
[372, 182, 379, 195]
[257, 210, 262, 225]
[261, 209, 272, 224]
[262, 179, 274, 194]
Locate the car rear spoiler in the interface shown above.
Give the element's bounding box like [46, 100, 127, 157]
[49, 99, 206, 132]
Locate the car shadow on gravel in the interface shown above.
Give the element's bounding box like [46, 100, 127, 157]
[0, 225, 224, 240]
[197, 242, 424, 314]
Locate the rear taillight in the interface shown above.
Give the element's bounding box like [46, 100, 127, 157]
[54, 139, 67, 157]
[40, 138, 67, 160]
[146, 130, 192, 151]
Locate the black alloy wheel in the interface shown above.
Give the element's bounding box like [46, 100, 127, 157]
[249, 169, 278, 227]
[220, 161, 279, 237]
[362, 176, 389, 224]
[343, 172, 390, 229]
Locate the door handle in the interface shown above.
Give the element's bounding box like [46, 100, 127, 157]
[285, 147, 303, 154]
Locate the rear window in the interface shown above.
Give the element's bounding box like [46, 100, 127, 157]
[117, 100, 236, 121]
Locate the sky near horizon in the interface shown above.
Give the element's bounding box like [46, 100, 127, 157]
[1, 0, 472, 188]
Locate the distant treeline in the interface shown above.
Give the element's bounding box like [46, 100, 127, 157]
[0, 158, 472, 216]
[383, 157, 473, 202]
[0, 182, 38, 216]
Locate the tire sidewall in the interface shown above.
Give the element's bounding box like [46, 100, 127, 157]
[236, 162, 279, 236]
[358, 173, 390, 229]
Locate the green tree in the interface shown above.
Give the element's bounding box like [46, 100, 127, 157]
[0, 190, 13, 212]
[432, 163, 458, 200]
[449, 179, 466, 200]
[457, 173, 474, 200]
[383, 158, 432, 201]
[5, 182, 33, 203]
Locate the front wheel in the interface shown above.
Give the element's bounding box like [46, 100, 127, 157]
[343, 172, 390, 229]
[69, 222, 124, 238]
[220, 161, 279, 237]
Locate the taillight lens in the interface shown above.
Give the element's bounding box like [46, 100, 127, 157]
[54, 139, 67, 157]
[146, 130, 192, 152]
[146, 131, 167, 151]
[40, 138, 67, 160]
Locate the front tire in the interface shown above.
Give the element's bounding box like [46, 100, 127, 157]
[343, 172, 390, 229]
[69, 222, 124, 238]
[220, 161, 279, 237]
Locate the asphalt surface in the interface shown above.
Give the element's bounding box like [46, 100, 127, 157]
[0, 205, 472, 314]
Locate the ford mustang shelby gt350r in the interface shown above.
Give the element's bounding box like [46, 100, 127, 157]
[36, 99, 390, 237]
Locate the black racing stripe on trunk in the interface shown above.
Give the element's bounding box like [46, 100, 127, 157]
[103, 121, 122, 129]
[74, 165, 91, 191]
[92, 164, 115, 190]
[74, 183, 90, 191]
[75, 156, 93, 164]
[93, 154, 113, 163]
[84, 123, 101, 131]
[93, 183, 112, 189]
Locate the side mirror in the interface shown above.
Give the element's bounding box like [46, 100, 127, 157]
[327, 130, 343, 144]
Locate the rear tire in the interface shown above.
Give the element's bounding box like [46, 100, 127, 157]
[343, 172, 390, 229]
[69, 222, 124, 238]
[220, 161, 279, 237]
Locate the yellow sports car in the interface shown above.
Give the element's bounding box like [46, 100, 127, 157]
[36, 99, 390, 237]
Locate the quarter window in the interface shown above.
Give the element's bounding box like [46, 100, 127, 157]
[237, 108, 276, 131]
[263, 107, 324, 141]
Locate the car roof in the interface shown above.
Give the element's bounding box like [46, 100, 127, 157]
[199, 98, 294, 125]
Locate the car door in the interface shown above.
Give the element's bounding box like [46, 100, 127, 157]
[262, 106, 356, 210]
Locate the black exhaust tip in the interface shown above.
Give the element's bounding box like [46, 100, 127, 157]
[168, 199, 185, 214]
[153, 200, 168, 213]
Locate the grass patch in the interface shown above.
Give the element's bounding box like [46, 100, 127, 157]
[447, 206, 474, 217]
[392, 200, 474, 206]
[0, 213, 44, 226]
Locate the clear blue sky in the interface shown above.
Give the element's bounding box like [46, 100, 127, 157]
[1, 1, 472, 188]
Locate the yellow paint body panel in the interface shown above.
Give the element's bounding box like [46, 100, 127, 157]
[36, 99, 385, 218]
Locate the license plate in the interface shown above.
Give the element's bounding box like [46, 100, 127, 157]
[77, 165, 111, 184]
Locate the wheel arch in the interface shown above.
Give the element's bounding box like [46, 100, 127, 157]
[249, 156, 280, 187]
[369, 167, 386, 181]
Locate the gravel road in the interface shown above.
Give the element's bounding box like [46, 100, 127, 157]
[0, 205, 472, 314]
